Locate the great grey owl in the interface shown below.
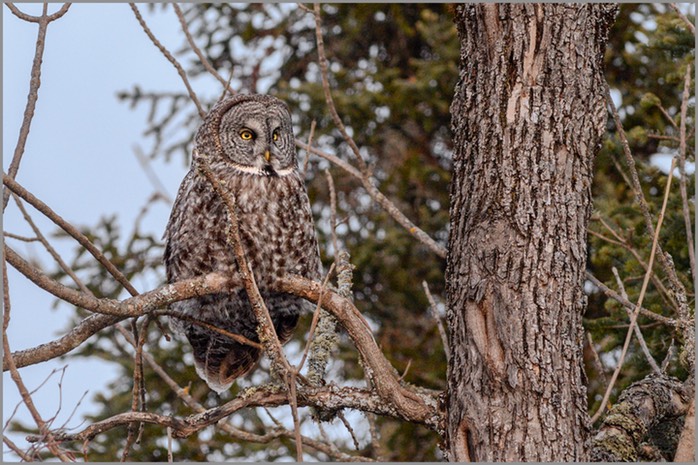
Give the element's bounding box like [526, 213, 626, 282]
[164, 94, 321, 393]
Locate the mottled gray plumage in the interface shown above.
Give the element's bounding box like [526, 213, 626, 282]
[164, 94, 321, 393]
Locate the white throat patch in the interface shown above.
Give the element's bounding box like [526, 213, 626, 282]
[229, 162, 295, 177]
[193, 150, 294, 177]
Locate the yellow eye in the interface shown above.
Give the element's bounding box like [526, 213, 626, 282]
[272, 131, 279, 142]
[240, 130, 253, 140]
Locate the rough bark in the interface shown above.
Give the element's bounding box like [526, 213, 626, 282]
[446, 4, 617, 461]
[590, 375, 691, 462]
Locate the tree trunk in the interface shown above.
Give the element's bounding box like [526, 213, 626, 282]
[446, 4, 617, 461]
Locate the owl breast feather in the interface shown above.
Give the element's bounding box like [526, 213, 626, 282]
[163, 165, 321, 392]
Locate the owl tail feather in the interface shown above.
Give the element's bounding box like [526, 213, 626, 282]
[187, 330, 261, 394]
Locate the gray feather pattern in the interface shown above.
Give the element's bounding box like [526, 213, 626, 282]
[164, 94, 321, 393]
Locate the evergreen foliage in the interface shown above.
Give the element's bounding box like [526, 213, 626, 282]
[8, 3, 693, 461]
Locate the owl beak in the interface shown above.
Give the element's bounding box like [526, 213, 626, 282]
[264, 150, 271, 162]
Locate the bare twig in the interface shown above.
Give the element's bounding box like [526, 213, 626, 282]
[12, 193, 90, 294]
[296, 263, 336, 373]
[194, 151, 290, 375]
[605, 83, 687, 308]
[647, 133, 681, 142]
[3, 436, 34, 462]
[655, 101, 679, 130]
[171, 3, 235, 96]
[300, 137, 447, 259]
[312, 3, 369, 174]
[302, 120, 317, 177]
[3, 3, 71, 210]
[422, 281, 450, 362]
[307, 5, 446, 258]
[586, 332, 609, 388]
[3, 173, 140, 296]
[3, 231, 39, 242]
[133, 145, 173, 204]
[590, 157, 677, 424]
[669, 3, 696, 34]
[129, 3, 205, 118]
[366, 413, 384, 461]
[338, 413, 361, 450]
[2, 260, 73, 461]
[219, 68, 236, 102]
[296, 141, 362, 178]
[296, 3, 314, 14]
[2, 368, 67, 434]
[152, 310, 262, 349]
[324, 169, 340, 265]
[677, 65, 694, 278]
[286, 370, 304, 461]
[121, 317, 150, 461]
[166, 427, 174, 462]
[662, 340, 676, 375]
[590, 215, 675, 308]
[611, 267, 661, 374]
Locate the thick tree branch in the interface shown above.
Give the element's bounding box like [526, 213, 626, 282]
[114, 321, 369, 462]
[3, 247, 234, 370]
[5, 313, 121, 370]
[277, 275, 441, 431]
[5, 248, 442, 433]
[5, 3, 70, 23]
[32, 383, 438, 446]
[591, 374, 691, 461]
[4, 245, 231, 321]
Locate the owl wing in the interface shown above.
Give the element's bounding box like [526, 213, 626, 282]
[164, 168, 322, 393]
[163, 170, 197, 281]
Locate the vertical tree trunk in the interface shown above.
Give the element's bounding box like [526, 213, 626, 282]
[446, 4, 617, 461]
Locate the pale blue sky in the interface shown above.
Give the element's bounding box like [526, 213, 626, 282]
[3, 3, 224, 457]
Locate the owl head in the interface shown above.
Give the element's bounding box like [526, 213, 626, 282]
[196, 94, 297, 176]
